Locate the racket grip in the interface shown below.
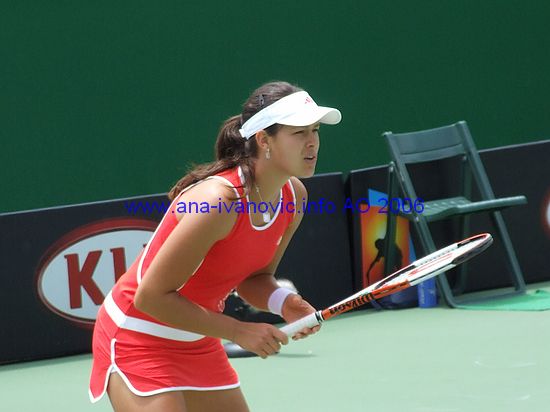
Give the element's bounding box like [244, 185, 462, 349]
[279, 312, 322, 337]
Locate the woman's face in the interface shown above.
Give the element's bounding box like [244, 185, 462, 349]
[268, 123, 320, 178]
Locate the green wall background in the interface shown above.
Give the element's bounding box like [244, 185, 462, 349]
[2, 1, 549, 213]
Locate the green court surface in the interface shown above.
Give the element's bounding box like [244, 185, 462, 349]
[1, 304, 549, 412]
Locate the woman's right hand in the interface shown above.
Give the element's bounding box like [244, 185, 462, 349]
[232, 322, 289, 359]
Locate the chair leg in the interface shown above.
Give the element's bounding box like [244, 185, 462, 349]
[490, 211, 527, 292]
[453, 214, 471, 295]
[420, 211, 526, 307]
[383, 164, 399, 276]
[413, 219, 460, 308]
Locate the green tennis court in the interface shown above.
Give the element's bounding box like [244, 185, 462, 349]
[2, 284, 549, 412]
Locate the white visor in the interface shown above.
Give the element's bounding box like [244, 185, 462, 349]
[239, 91, 342, 139]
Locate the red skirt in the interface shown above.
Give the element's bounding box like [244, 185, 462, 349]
[88, 305, 240, 403]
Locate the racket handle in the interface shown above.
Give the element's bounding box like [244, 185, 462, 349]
[280, 312, 322, 337]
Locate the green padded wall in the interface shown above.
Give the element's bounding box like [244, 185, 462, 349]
[2, 1, 549, 212]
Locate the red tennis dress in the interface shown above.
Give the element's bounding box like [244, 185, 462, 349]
[89, 166, 296, 402]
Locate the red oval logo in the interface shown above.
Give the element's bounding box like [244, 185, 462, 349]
[36, 218, 157, 326]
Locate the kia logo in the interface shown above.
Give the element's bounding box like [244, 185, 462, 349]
[36, 218, 157, 325]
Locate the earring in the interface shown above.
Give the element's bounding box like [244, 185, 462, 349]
[265, 147, 271, 160]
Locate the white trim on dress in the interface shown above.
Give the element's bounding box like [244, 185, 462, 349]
[104, 291, 205, 342]
[88, 339, 241, 403]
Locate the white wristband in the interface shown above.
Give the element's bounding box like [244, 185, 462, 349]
[267, 288, 296, 316]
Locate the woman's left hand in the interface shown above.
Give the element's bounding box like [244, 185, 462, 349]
[281, 294, 321, 340]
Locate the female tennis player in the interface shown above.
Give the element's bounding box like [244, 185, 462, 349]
[89, 81, 342, 411]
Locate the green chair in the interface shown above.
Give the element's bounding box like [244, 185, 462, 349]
[382, 121, 527, 307]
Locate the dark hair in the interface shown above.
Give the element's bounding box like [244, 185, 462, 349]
[168, 81, 302, 200]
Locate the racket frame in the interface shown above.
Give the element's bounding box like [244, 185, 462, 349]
[280, 233, 493, 337]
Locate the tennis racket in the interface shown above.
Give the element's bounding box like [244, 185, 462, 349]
[280, 233, 493, 337]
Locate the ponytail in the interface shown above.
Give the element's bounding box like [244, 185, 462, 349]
[168, 115, 250, 200]
[168, 81, 301, 200]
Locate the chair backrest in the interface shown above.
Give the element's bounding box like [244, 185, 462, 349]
[385, 123, 466, 164]
[384, 120, 496, 201]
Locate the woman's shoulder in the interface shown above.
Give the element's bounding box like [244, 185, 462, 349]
[179, 178, 237, 206]
[288, 176, 308, 201]
[173, 177, 240, 226]
[212, 166, 243, 189]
